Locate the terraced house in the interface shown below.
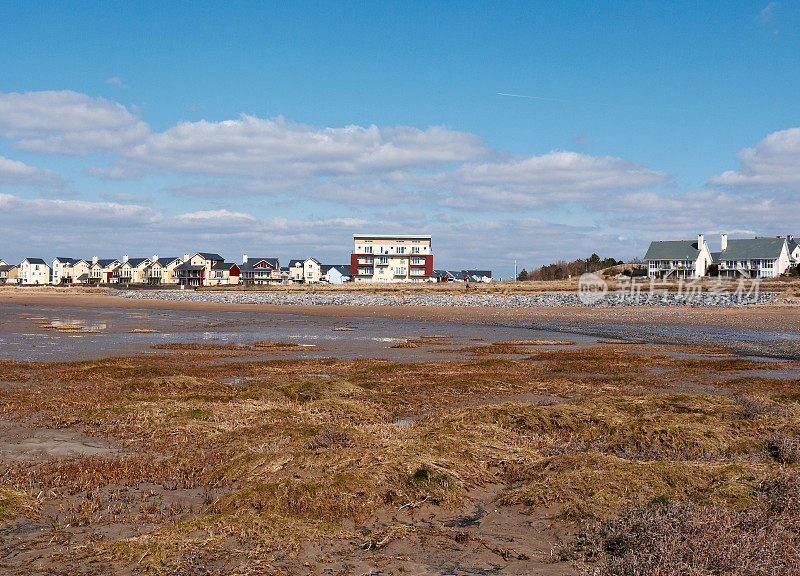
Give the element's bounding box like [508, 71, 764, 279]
[0, 264, 19, 284]
[89, 258, 122, 284]
[143, 256, 183, 285]
[111, 256, 152, 284]
[174, 252, 228, 287]
[713, 234, 792, 279]
[644, 234, 714, 279]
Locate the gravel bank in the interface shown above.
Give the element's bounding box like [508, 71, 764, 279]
[110, 290, 774, 307]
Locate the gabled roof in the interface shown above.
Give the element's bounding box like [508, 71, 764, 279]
[463, 269, 492, 278]
[93, 259, 121, 268]
[245, 257, 279, 267]
[0, 265, 17, 272]
[321, 264, 351, 276]
[288, 259, 304, 267]
[53, 256, 78, 264]
[212, 262, 238, 271]
[710, 251, 722, 263]
[644, 241, 702, 261]
[718, 237, 786, 260]
[151, 257, 181, 267]
[124, 258, 150, 267]
[304, 257, 320, 264]
[196, 252, 224, 261]
[174, 262, 205, 271]
[23, 258, 47, 265]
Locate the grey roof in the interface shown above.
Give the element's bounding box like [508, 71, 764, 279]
[0, 265, 16, 272]
[243, 257, 278, 267]
[788, 239, 799, 253]
[212, 262, 238, 271]
[196, 252, 224, 261]
[718, 237, 786, 260]
[93, 259, 120, 267]
[23, 258, 47, 265]
[175, 262, 205, 271]
[288, 259, 304, 267]
[53, 256, 78, 264]
[124, 258, 150, 267]
[321, 264, 350, 275]
[644, 241, 701, 261]
[710, 251, 722, 263]
[155, 257, 181, 266]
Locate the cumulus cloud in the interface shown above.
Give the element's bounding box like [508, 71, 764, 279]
[114, 115, 488, 179]
[391, 151, 670, 208]
[709, 128, 800, 190]
[0, 90, 149, 154]
[0, 156, 64, 186]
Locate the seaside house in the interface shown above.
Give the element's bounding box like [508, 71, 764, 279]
[240, 255, 281, 285]
[303, 258, 322, 283]
[463, 270, 493, 283]
[51, 257, 79, 284]
[321, 264, 351, 284]
[143, 256, 183, 285]
[209, 262, 241, 285]
[0, 264, 20, 284]
[644, 234, 713, 279]
[112, 256, 152, 284]
[714, 234, 791, 278]
[350, 234, 434, 283]
[788, 236, 800, 265]
[287, 259, 305, 282]
[173, 252, 225, 287]
[89, 257, 122, 284]
[20, 258, 50, 285]
[67, 259, 91, 284]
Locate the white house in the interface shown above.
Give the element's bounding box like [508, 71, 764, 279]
[321, 264, 351, 284]
[644, 234, 713, 279]
[89, 258, 122, 284]
[21, 258, 51, 285]
[303, 258, 322, 283]
[52, 257, 79, 284]
[714, 234, 791, 278]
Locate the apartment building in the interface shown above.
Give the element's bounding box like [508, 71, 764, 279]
[89, 258, 122, 284]
[644, 234, 713, 279]
[112, 256, 152, 284]
[350, 234, 434, 283]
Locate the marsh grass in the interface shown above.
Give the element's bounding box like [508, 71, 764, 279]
[3, 342, 800, 573]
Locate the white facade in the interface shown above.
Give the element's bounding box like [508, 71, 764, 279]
[645, 234, 713, 279]
[303, 259, 322, 283]
[21, 259, 50, 285]
[352, 234, 433, 283]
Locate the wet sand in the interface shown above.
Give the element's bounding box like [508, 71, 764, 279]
[3, 289, 800, 330]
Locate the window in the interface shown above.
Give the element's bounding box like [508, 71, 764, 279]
[412, 247, 420, 254]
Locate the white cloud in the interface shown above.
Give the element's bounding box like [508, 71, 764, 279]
[709, 128, 800, 190]
[0, 156, 64, 186]
[105, 76, 128, 89]
[0, 90, 149, 154]
[391, 151, 670, 208]
[115, 115, 488, 179]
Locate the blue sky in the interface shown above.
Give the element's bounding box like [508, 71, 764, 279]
[1, 1, 799, 276]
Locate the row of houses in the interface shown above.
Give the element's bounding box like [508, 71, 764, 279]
[1, 234, 493, 286]
[0, 254, 352, 286]
[644, 233, 800, 279]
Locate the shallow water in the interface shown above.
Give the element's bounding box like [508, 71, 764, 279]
[0, 304, 597, 362]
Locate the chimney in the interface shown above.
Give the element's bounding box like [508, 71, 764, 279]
[183, 253, 190, 262]
[92, 256, 98, 265]
[697, 234, 704, 248]
[242, 254, 248, 264]
[152, 254, 158, 262]
[721, 233, 728, 251]
[122, 254, 129, 263]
